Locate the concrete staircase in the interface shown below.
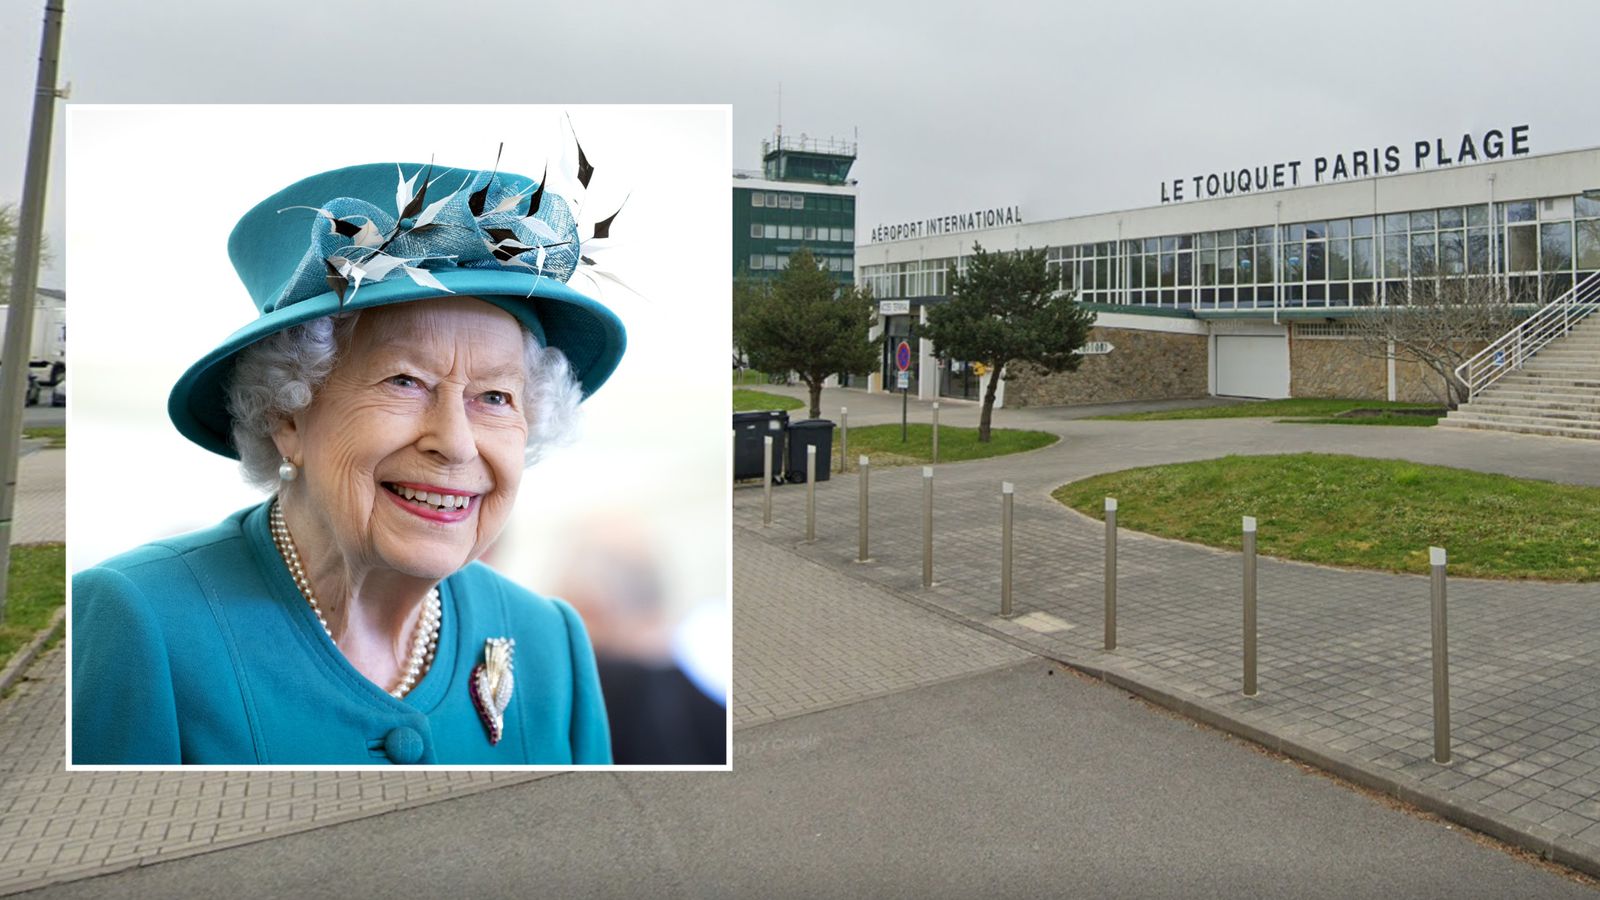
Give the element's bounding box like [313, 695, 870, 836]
[1444, 314, 1600, 440]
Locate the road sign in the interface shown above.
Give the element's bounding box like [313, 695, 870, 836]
[897, 371, 910, 390]
[895, 340, 912, 372]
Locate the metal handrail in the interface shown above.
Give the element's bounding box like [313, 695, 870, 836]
[763, 134, 859, 157]
[1455, 271, 1600, 401]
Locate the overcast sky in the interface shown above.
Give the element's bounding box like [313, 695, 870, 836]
[4, 0, 1600, 289]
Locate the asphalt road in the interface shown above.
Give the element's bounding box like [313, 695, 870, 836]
[19, 661, 1593, 900]
[22, 404, 62, 429]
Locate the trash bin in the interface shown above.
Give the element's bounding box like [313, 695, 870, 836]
[785, 419, 834, 483]
[733, 410, 788, 482]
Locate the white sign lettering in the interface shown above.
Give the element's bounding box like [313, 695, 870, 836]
[870, 205, 1023, 243]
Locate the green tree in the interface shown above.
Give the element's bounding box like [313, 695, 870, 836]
[732, 268, 760, 372]
[741, 247, 877, 419]
[918, 243, 1096, 441]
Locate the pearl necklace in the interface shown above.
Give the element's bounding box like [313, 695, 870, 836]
[269, 500, 440, 698]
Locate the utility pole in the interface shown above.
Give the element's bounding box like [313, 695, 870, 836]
[0, 0, 65, 623]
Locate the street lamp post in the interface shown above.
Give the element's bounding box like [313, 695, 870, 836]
[0, 0, 66, 623]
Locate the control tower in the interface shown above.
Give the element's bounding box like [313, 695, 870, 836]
[733, 131, 859, 286]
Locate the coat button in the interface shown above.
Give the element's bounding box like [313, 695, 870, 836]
[383, 726, 424, 764]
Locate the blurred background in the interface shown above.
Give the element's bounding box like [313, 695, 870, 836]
[65, 105, 730, 764]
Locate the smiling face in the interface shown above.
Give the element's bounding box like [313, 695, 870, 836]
[275, 297, 530, 584]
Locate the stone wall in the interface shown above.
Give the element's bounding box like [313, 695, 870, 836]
[1289, 336, 1455, 404]
[1289, 338, 1385, 400]
[1005, 326, 1208, 407]
[1007, 324, 1464, 409]
[1394, 356, 1453, 404]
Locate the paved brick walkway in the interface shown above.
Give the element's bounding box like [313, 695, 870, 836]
[736, 401, 1600, 869]
[14, 448, 63, 545]
[0, 448, 1028, 896]
[733, 531, 1029, 729]
[0, 448, 559, 895]
[0, 651, 547, 894]
[8, 404, 1600, 889]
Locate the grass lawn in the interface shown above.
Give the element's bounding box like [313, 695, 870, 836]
[24, 426, 65, 448]
[1282, 414, 1439, 427]
[848, 424, 1057, 467]
[0, 544, 67, 674]
[734, 389, 804, 412]
[1053, 454, 1600, 582]
[1093, 398, 1441, 422]
[733, 368, 777, 386]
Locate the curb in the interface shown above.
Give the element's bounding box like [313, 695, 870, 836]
[741, 519, 1600, 882]
[0, 771, 556, 898]
[1040, 498, 1600, 873]
[0, 605, 65, 698]
[1063, 656, 1600, 880]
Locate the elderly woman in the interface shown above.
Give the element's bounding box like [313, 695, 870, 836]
[72, 157, 626, 765]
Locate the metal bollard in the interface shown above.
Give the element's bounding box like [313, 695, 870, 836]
[922, 466, 934, 588]
[1243, 515, 1258, 696]
[857, 456, 871, 563]
[932, 401, 940, 465]
[1104, 497, 1118, 651]
[1431, 546, 1451, 764]
[1001, 481, 1014, 617]
[840, 407, 849, 474]
[805, 446, 816, 543]
[762, 435, 773, 526]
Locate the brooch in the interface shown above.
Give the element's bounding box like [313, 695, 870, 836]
[469, 637, 516, 745]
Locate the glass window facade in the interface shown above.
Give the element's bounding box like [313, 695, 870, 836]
[860, 256, 956, 300]
[862, 193, 1600, 311]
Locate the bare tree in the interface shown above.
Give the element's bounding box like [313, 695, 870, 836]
[0, 202, 46, 291]
[1349, 276, 1521, 409]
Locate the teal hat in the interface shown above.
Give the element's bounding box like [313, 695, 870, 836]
[169, 160, 628, 459]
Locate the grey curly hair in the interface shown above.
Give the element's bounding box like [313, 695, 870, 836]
[225, 310, 583, 491]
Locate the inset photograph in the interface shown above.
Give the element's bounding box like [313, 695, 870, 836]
[66, 105, 730, 768]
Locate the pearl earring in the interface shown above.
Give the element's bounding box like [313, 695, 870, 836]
[278, 457, 299, 482]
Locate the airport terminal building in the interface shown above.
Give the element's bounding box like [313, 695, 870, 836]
[856, 134, 1600, 407]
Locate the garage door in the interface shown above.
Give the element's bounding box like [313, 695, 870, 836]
[1215, 335, 1289, 399]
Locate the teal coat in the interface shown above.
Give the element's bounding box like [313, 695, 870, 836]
[71, 502, 611, 765]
